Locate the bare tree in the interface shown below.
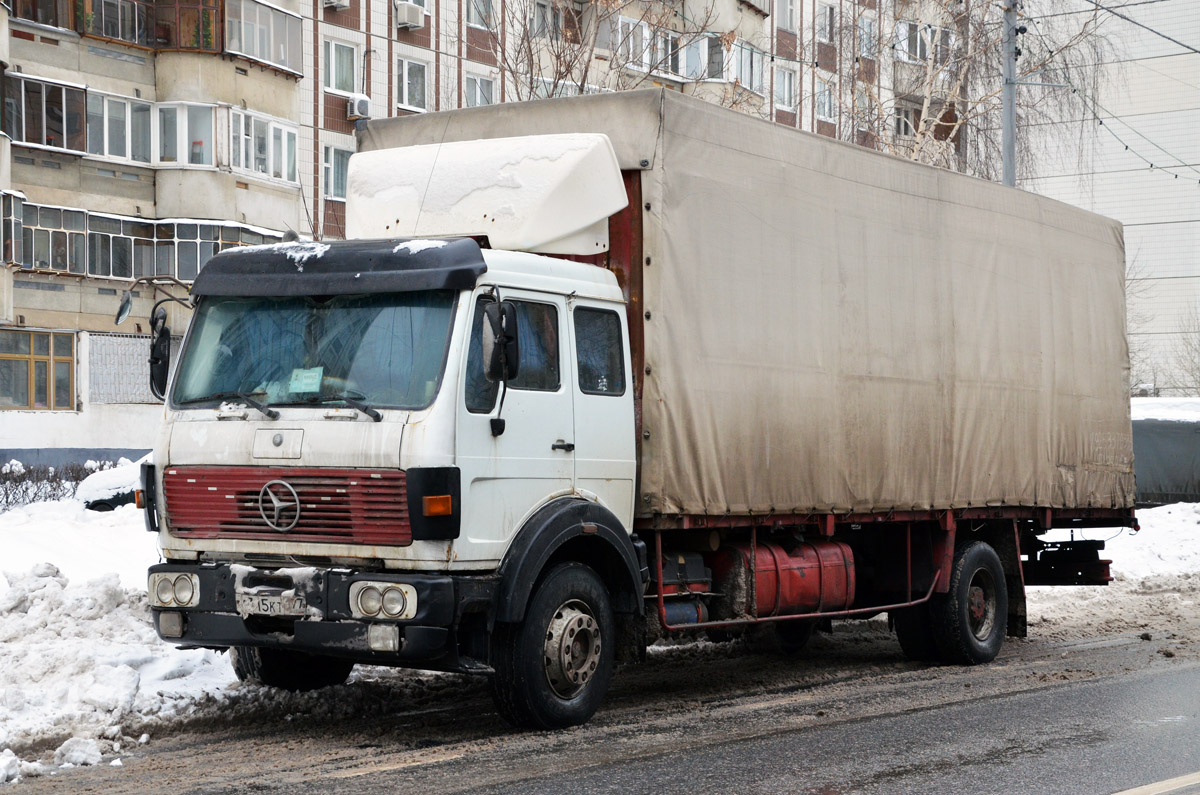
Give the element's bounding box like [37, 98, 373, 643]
[1171, 304, 1200, 397]
[1125, 252, 1158, 393]
[813, 0, 1114, 178]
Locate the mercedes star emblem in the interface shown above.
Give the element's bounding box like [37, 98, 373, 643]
[258, 480, 301, 532]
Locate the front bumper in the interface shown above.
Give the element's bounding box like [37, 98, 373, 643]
[149, 563, 496, 673]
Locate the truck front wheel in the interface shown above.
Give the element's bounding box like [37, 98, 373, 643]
[929, 541, 1008, 665]
[230, 646, 354, 691]
[490, 562, 615, 729]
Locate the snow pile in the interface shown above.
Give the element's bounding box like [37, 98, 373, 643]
[1131, 397, 1200, 423]
[0, 502, 234, 782]
[1, 461, 24, 477]
[1029, 503, 1200, 639]
[74, 456, 147, 505]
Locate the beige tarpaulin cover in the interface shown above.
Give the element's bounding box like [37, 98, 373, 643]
[361, 89, 1134, 516]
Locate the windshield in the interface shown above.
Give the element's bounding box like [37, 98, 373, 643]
[172, 292, 458, 411]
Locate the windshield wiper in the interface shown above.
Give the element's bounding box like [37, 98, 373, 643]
[176, 390, 279, 420]
[300, 393, 383, 422]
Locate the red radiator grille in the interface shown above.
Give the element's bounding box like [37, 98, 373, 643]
[162, 467, 411, 546]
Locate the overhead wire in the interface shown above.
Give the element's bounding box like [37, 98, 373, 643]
[1018, 1, 1200, 185]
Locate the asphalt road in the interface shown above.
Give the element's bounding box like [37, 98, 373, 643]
[19, 613, 1200, 795]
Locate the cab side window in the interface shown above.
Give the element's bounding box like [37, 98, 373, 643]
[574, 307, 625, 396]
[465, 297, 561, 413]
[510, 301, 560, 392]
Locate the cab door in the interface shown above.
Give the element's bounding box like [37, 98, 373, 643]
[568, 302, 636, 527]
[455, 289, 575, 562]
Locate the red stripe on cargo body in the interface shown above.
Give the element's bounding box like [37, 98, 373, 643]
[162, 467, 411, 546]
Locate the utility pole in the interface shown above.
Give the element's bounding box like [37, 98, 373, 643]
[1002, 3, 1018, 187]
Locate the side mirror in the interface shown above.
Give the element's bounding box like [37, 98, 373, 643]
[115, 291, 133, 325]
[148, 306, 170, 401]
[482, 300, 520, 383]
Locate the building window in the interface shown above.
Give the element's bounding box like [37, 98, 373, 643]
[466, 0, 490, 29]
[11, 202, 277, 280]
[817, 3, 835, 43]
[324, 40, 357, 94]
[324, 146, 352, 199]
[896, 21, 953, 65]
[12, 0, 71, 28]
[655, 31, 681, 75]
[465, 75, 494, 107]
[86, 94, 152, 163]
[84, 0, 154, 46]
[173, 223, 221, 281]
[617, 18, 650, 71]
[733, 42, 765, 95]
[531, 0, 561, 39]
[683, 34, 724, 80]
[226, 0, 303, 73]
[3, 76, 87, 153]
[894, 105, 920, 137]
[20, 204, 86, 273]
[83, 96, 212, 166]
[859, 16, 876, 58]
[816, 77, 835, 121]
[232, 110, 298, 182]
[779, 0, 794, 32]
[775, 68, 795, 110]
[2, 195, 25, 267]
[153, 0, 220, 50]
[0, 330, 74, 411]
[397, 58, 427, 111]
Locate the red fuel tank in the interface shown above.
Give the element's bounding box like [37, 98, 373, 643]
[708, 540, 855, 618]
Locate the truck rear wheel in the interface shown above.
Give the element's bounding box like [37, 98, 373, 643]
[929, 541, 1008, 665]
[490, 562, 615, 729]
[230, 646, 354, 691]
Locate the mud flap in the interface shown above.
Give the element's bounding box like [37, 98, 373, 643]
[991, 521, 1027, 638]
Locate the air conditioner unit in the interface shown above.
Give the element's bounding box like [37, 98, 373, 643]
[347, 93, 371, 121]
[324, 0, 350, 10]
[395, 0, 424, 29]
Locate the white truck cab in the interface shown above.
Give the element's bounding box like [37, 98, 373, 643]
[142, 135, 647, 728]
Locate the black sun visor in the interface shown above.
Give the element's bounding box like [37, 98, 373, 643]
[190, 237, 487, 297]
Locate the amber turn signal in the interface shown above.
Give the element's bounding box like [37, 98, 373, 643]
[422, 495, 453, 517]
[135, 490, 145, 509]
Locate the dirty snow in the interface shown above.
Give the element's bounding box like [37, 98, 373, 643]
[0, 497, 1197, 783]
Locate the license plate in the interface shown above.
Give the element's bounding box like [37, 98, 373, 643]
[236, 592, 307, 618]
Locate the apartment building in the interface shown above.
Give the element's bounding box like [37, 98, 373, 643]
[0, 0, 959, 465]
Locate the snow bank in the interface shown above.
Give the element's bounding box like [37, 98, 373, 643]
[1131, 397, 1200, 423]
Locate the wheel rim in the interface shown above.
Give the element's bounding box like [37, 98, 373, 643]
[966, 567, 997, 641]
[543, 599, 602, 699]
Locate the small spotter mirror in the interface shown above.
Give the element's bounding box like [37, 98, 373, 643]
[115, 291, 133, 325]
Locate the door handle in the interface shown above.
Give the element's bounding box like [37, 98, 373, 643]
[551, 440, 575, 452]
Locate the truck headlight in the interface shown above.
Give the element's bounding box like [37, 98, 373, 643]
[149, 573, 200, 608]
[349, 582, 417, 620]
